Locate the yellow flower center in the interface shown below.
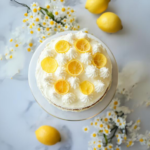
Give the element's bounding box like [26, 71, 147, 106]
[139, 138, 144, 142]
[39, 40, 43, 43]
[24, 13, 28, 17]
[33, 8, 37, 13]
[114, 101, 118, 105]
[91, 122, 93, 126]
[98, 144, 101, 148]
[93, 133, 96, 137]
[46, 5, 50, 9]
[36, 18, 39, 22]
[32, 23, 35, 26]
[67, 11, 69, 14]
[94, 122, 97, 126]
[93, 148, 96, 150]
[29, 25, 32, 29]
[109, 145, 112, 148]
[37, 28, 41, 31]
[45, 16, 49, 19]
[15, 44, 19, 47]
[46, 28, 50, 31]
[84, 128, 87, 131]
[116, 148, 120, 150]
[137, 120, 141, 123]
[38, 7, 41, 11]
[54, 28, 57, 31]
[100, 124, 103, 128]
[10, 55, 13, 59]
[42, 36, 46, 39]
[50, 21, 54, 25]
[104, 130, 109, 134]
[9, 39, 13, 42]
[29, 43, 33, 47]
[117, 119, 120, 122]
[62, 8, 66, 12]
[134, 125, 137, 129]
[113, 106, 117, 109]
[84, 30, 88, 33]
[55, 11, 59, 15]
[30, 15, 33, 19]
[60, 0, 64, 2]
[104, 118, 108, 122]
[30, 31, 34, 34]
[32, 3, 36, 7]
[27, 48, 31, 52]
[71, 9, 74, 13]
[43, 22, 46, 25]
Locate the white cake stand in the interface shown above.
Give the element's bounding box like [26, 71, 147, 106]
[28, 31, 118, 121]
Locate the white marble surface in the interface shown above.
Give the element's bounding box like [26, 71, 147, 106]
[0, 0, 150, 150]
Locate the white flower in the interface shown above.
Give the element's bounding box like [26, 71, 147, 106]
[115, 117, 126, 129]
[97, 143, 102, 149]
[116, 106, 131, 114]
[110, 98, 120, 109]
[53, 10, 60, 18]
[64, 24, 70, 30]
[66, 48, 78, 60]
[43, 73, 54, 86]
[100, 67, 109, 79]
[82, 126, 89, 133]
[129, 122, 140, 132]
[98, 121, 105, 130]
[56, 53, 68, 66]
[80, 94, 93, 103]
[138, 134, 146, 145]
[62, 18, 68, 24]
[91, 132, 97, 138]
[94, 117, 100, 122]
[115, 146, 121, 150]
[31, 2, 39, 8]
[103, 117, 109, 123]
[80, 53, 92, 65]
[107, 111, 115, 118]
[68, 77, 80, 89]
[54, 67, 66, 79]
[62, 93, 76, 104]
[85, 65, 99, 78]
[92, 43, 102, 54]
[126, 139, 134, 147]
[94, 80, 105, 93]
[90, 121, 94, 126]
[49, 19, 55, 27]
[42, 20, 47, 27]
[104, 128, 111, 135]
[107, 143, 113, 150]
[93, 121, 98, 128]
[59, 0, 65, 4]
[117, 135, 123, 145]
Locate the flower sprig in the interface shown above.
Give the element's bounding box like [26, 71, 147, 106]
[0, 0, 80, 61]
[83, 90, 150, 150]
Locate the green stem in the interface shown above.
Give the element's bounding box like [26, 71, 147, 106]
[10, 0, 30, 11]
[108, 127, 118, 141]
[103, 134, 108, 146]
[40, 7, 54, 20]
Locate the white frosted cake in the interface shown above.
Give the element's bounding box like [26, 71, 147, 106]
[36, 31, 112, 112]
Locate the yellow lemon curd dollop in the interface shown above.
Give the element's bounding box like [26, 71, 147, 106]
[85, 0, 110, 14]
[41, 57, 58, 73]
[97, 12, 123, 33]
[54, 79, 70, 94]
[74, 38, 91, 53]
[35, 125, 61, 146]
[92, 52, 107, 68]
[80, 81, 94, 95]
[66, 59, 83, 76]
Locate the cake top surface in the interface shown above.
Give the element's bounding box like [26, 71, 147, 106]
[36, 31, 112, 110]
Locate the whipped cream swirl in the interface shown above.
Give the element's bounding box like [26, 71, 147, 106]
[44, 47, 56, 57]
[63, 33, 76, 44]
[92, 43, 102, 54]
[55, 67, 66, 79]
[76, 31, 89, 40]
[62, 93, 76, 104]
[94, 80, 105, 93]
[80, 53, 92, 65]
[43, 73, 54, 86]
[85, 65, 99, 78]
[66, 48, 78, 60]
[56, 53, 68, 66]
[68, 77, 80, 89]
[100, 67, 109, 78]
[50, 88, 60, 99]
[80, 94, 93, 103]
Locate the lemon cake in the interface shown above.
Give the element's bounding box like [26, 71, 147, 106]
[36, 31, 112, 112]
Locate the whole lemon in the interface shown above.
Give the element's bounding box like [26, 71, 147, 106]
[97, 12, 123, 33]
[35, 125, 61, 146]
[85, 0, 110, 14]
